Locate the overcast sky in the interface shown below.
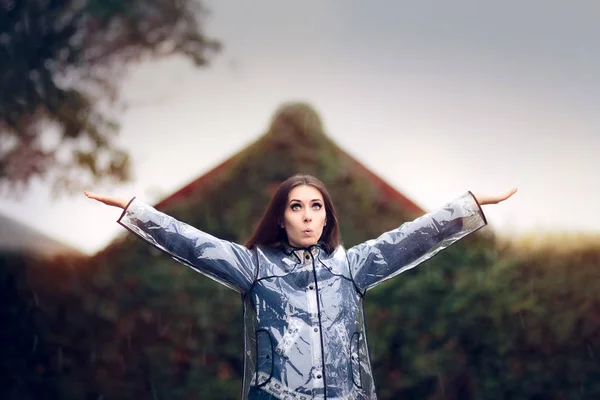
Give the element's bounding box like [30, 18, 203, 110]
[1, 0, 598, 254]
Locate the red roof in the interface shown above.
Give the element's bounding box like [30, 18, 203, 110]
[154, 103, 424, 216]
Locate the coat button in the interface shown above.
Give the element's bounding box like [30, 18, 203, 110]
[316, 374, 322, 379]
[314, 327, 318, 332]
[308, 285, 314, 290]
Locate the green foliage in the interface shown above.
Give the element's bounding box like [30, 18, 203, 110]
[0, 251, 78, 399]
[364, 234, 600, 399]
[0, 0, 220, 195]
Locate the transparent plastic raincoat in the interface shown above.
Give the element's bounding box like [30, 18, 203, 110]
[118, 191, 486, 399]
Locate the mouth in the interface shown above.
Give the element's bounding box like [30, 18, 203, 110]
[303, 229, 313, 234]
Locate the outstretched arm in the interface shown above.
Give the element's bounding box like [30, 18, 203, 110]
[84, 192, 257, 294]
[347, 188, 517, 294]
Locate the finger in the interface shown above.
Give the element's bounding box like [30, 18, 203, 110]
[501, 188, 518, 201]
[84, 191, 102, 201]
[84, 192, 112, 205]
[495, 188, 518, 203]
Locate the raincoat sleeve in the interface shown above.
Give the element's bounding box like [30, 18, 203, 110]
[117, 197, 257, 294]
[347, 191, 486, 293]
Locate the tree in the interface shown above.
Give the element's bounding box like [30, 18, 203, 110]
[0, 0, 220, 196]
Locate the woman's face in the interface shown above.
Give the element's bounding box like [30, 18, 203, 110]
[282, 185, 327, 248]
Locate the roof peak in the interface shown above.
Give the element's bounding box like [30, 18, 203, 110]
[266, 101, 325, 140]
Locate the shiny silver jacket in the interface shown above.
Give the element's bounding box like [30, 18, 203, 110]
[118, 191, 486, 399]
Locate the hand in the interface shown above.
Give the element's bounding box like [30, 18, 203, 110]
[84, 191, 131, 209]
[473, 188, 518, 206]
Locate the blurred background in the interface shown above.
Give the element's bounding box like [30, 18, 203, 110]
[1, 0, 599, 399]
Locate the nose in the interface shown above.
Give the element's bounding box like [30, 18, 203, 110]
[303, 209, 312, 222]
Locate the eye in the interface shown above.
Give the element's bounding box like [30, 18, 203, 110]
[312, 203, 323, 210]
[291, 203, 301, 211]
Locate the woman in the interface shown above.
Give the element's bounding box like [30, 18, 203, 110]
[85, 174, 516, 399]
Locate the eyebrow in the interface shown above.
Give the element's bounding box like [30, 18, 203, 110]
[289, 199, 323, 203]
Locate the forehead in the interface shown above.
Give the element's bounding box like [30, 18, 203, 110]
[288, 185, 323, 201]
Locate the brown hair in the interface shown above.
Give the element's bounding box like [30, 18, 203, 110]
[245, 174, 341, 252]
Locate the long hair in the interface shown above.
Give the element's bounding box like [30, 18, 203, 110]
[245, 174, 341, 252]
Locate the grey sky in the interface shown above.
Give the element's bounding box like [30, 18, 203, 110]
[1, 0, 598, 254]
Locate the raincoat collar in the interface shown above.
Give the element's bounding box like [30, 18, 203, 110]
[281, 241, 328, 257]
